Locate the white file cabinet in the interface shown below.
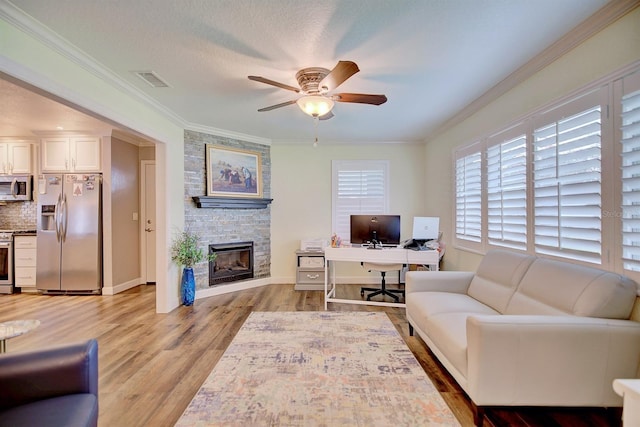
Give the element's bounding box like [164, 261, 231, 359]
[295, 250, 325, 291]
[14, 235, 37, 291]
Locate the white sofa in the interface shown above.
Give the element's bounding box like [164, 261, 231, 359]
[405, 249, 640, 426]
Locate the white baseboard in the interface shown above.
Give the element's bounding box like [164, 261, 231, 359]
[328, 276, 402, 285]
[103, 275, 399, 297]
[268, 276, 401, 288]
[293, 283, 324, 291]
[102, 278, 142, 295]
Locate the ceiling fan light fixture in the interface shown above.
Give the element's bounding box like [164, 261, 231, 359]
[297, 95, 334, 118]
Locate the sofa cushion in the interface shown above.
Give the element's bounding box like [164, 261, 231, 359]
[506, 257, 637, 319]
[407, 292, 500, 378]
[0, 394, 98, 427]
[407, 292, 500, 334]
[467, 249, 536, 313]
[428, 313, 471, 377]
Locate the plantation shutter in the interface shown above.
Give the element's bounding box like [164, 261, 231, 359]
[455, 151, 482, 243]
[487, 132, 527, 250]
[620, 73, 640, 273]
[533, 98, 603, 263]
[332, 160, 389, 242]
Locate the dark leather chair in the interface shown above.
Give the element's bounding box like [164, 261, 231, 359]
[0, 339, 99, 427]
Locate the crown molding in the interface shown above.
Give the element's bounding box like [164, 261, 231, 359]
[186, 123, 272, 146]
[0, 136, 36, 142]
[0, 0, 186, 128]
[271, 138, 421, 145]
[428, 0, 640, 141]
[110, 129, 155, 146]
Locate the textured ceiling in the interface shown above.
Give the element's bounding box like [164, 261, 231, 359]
[1, 0, 609, 143]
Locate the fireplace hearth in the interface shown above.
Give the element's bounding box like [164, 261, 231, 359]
[209, 242, 254, 286]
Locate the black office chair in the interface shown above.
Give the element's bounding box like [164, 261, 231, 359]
[360, 262, 405, 302]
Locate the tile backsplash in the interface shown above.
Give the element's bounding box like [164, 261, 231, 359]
[0, 201, 37, 230]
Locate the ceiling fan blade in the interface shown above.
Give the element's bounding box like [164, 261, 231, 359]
[248, 76, 300, 93]
[318, 61, 360, 92]
[319, 111, 334, 121]
[332, 93, 387, 105]
[257, 100, 297, 112]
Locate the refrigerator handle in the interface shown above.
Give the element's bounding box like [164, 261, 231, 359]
[55, 193, 62, 242]
[61, 194, 68, 242]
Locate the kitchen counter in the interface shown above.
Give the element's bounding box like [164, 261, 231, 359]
[12, 230, 37, 236]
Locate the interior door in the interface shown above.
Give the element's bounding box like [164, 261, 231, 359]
[142, 161, 156, 283]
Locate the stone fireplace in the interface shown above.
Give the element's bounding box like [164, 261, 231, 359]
[209, 242, 254, 286]
[184, 130, 271, 291]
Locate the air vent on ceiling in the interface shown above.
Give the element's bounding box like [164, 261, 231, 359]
[133, 71, 170, 88]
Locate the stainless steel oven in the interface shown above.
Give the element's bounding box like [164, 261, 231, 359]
[0, 233, 13, 293]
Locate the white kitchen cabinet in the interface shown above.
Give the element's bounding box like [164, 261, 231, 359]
[14, 235, 37, 290]
[41, 136, 101, 172]
[0, 142, 32, 174]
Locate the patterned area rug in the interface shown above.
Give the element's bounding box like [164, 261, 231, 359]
[175, 311, 460, 426]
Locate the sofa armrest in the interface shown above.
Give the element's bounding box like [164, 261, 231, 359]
[0, 339, 98, 412]
[405, 270, 475, 294]
[466, 315, 640, 406]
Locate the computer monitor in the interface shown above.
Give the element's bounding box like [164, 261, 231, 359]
[350, 215, 401, 246]
[412, 216, 440, 241]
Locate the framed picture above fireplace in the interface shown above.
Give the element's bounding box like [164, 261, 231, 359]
[206, 145, 262, 198]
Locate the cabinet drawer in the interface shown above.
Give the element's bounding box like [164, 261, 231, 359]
[15, 267, 36, 286]
[14, 237, 36, 249]
[14, 248, 36, 266]
[296, 270, 324, 284]
[299, 256, 324, 268]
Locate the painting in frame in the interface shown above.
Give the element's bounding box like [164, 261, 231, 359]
[206, 144, 262, 198]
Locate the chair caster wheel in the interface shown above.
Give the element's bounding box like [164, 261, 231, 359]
[360, 290, 364, 296]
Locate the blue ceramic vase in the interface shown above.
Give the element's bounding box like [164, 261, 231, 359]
[181, 267, 195, 306]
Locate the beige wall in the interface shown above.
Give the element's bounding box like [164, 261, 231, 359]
[110, 138, 141, 284]
[423, 8, 640, 273]
[270, 142, 427, 283]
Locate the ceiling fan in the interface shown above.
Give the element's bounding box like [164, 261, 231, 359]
[248, 60, 387, 120]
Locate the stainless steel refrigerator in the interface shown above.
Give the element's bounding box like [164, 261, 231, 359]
[36, 174, 102, 293]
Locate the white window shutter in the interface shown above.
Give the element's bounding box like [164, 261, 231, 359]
[487, 133, 527, 250]
[620, 75, 640, 272]
[455, 151, 482, 243]
[533, 105, 602, 263]
[332, 160, 389, 242]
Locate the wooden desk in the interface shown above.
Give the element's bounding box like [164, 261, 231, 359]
[323, 246, 440, 309]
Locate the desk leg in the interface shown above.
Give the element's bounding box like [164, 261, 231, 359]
[324, 260, 337, 310]
[324, 260, 328, 311]
[0, 339, 5, 353]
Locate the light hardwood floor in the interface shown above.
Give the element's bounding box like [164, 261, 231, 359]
[0, 284, 619, 427]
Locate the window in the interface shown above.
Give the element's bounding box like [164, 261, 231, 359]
[532, 95, 603, 263]
[620, 71, 640, 273]
[452, 66, 640, 280]
[332, 160, 389, 241]
[455, 149, 482, 245]
[487, 130, 527, 250]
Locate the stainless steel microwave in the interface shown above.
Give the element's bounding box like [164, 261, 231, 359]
[0, 175, 32, 201]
